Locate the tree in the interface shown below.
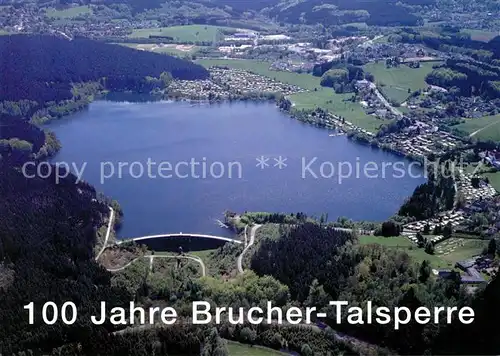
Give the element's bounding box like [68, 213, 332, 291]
[160, 71, 173, 88]
[320, 68, 349, 88]
[239, 327, 256, 345]
[443, 222, 453, 238]
[416, 232, 425, 247]
[301, 343, 314, 356]
[487, 238, 496, 255]
[305, 279, 329, 310]
[203, 328, 229, 356]
[419, 260, 431, 283]
[379, 220, 401, 237]
[425, 241, 435, 255]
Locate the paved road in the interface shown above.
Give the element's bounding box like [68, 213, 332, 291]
[106, 254, 206, 277]
[96, 207, 114, 261]
[237, 224, 261, 274]
[367, 82, 403, 118]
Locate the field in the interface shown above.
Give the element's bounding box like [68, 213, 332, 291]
[435, 238, 487, 265]
[289, 91, 390, 132]
[456, 114, 500, 141]
[226, 341, 287, 356]
[363, 61, 439, 104]
[119, 43, 200, 56]
[462, 29, 498, 42]
[45, 5, 92, 19]
[128, 25, 234, 42]
[359, 235, 450, 268]
[197, 59, 389, 133]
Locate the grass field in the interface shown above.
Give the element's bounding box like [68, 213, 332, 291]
[435, 238, 486, 265]
[462, 29, 498, 42]
[482, 172, 500, 192]
[197, 59, 389, 133]
[128, 25, 234, 42]
[45, 5, 92, 19]
[363, 61, 439, 104]
[359, 235, 450, 268]
[456, 114, 500, 141]
[226, 341, 286, 356]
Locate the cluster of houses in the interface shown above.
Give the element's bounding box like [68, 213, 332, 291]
[380, 129, 462, 159]
[209, 67, 304, 96]
[167, 67, 305, 100]
[480, 150, 500, 170]
[404, 211, 467, 235]
[457, 169, 497, 202]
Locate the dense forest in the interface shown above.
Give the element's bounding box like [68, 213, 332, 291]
[398, 167, 456, 220]
[0, 35, 208, 103]
[0, 161, 128, 354]
[426, 59, 500, 98]
[267, 0, 425, 27]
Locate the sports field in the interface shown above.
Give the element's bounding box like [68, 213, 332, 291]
[45, 5, 92, 19]
[128, 24, 234, 42]
[198, 59, 389, 133]
[456, 114, 500, 141]
[363, 61, 439, 104]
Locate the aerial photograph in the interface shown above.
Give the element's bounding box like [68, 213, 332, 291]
[0, 0, 499, 354]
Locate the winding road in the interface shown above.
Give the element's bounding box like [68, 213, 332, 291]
[95, 207, 114, 261]
[237, 224, 261, 274]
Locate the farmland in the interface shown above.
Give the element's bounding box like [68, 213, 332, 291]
[45, 5, 92, 19]
[456, 114, 500, 141]
[363, 61, 440, 104]
[128, 24, 235, 42]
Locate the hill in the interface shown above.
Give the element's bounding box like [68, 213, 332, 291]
[266, 0, 427, 26]
[0, 34, 209, 103]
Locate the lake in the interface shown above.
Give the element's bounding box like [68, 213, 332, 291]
[48, 98, 425, 238]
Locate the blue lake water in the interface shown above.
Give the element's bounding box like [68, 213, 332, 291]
[48, 99, 425, 238]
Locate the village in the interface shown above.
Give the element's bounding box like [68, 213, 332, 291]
[167, 67, 305, 100]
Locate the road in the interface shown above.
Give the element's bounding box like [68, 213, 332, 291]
[106, 254, 206, 277]
[237, 224, 261, 274]
[95, 207, 114, 261]
[367, 81, 403, 118]
[469, 119, 500, 137]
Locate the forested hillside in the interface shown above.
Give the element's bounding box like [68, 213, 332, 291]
[0, 162, 128, 354]
[266, 0, 427, 26]
[0, 35, 209, 103]
[250, 222, 500, 355]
